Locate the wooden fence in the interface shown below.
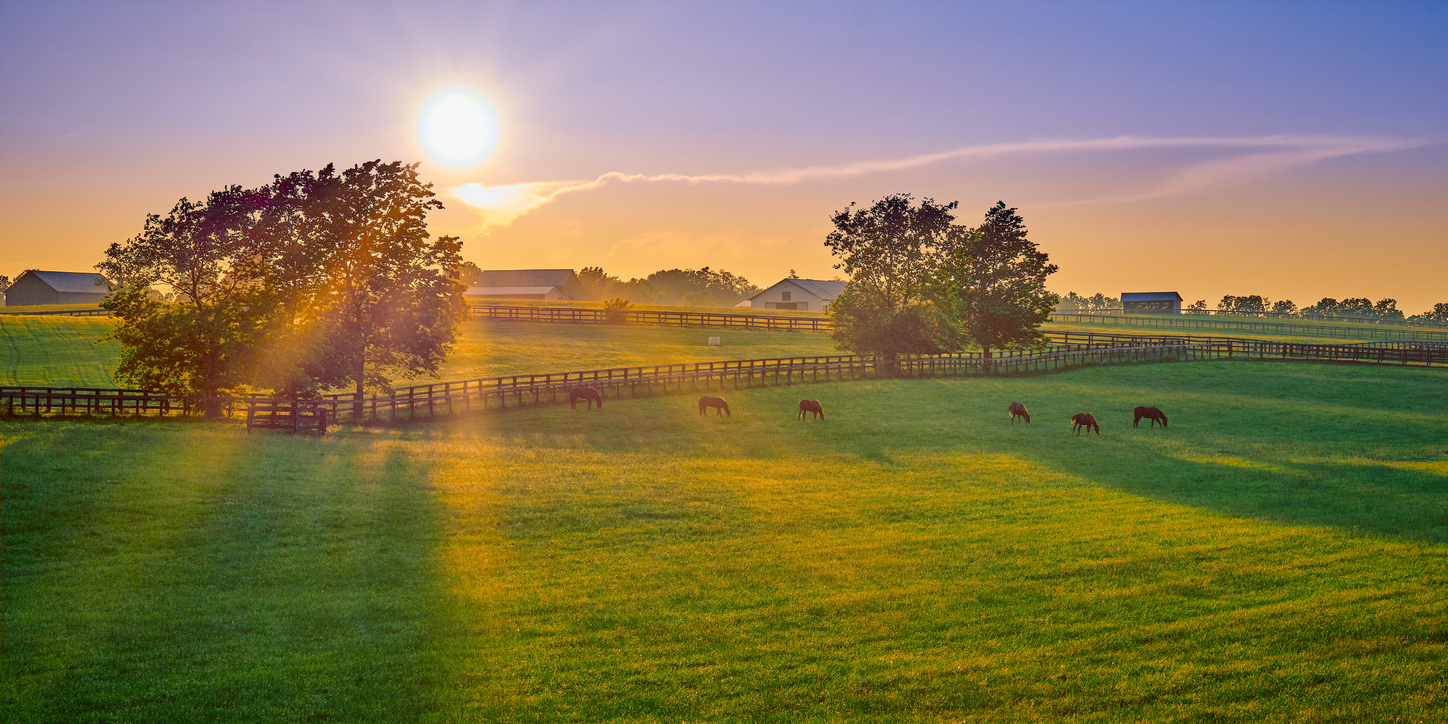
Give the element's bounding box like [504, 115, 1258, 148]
[0, 308, 111, 317]
[468, 304, 832, 332]
[6, 333, 1443, 425]
[1047, 312, 1448, 342]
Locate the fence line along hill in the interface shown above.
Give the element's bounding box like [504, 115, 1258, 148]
[5, 331, 1444, 425]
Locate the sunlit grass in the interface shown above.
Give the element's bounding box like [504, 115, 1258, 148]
[436, 320, 839, 380]
[0, 316, 119, 387]
[0, 317, 840, 389]
[4, 361, 1445, 721]
[1043, 316, 1442, 344]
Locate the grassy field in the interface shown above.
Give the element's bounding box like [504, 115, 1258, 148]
[0, 303, 105, 315]
[7, 311, 1432, 392]
[0, 316, 120, 387]
[4, 360, 1445, 722]
[1043, 314, 1447, 345]
[0, 316, 840, 389]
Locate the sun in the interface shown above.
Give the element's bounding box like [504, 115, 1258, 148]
[418, 90, 497, 167]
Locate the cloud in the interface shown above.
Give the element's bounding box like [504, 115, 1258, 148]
[449, 134, 1430, 228]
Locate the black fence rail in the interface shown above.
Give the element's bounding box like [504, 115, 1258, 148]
[1183, 307, 1446, 329]
[1048, 311, 1448, 342]
[7, 333, 1442, 425]
[468, 304, 832, 332]
[0, 308, 111, 317]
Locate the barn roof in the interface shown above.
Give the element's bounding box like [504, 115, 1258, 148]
[1121, 291, 1183, 302]
[476, 269, 576, 287]
[21, 270, 111, 293]
[750, 278, 847, 301]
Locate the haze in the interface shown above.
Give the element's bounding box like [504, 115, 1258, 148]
[1, 0, 1444, 310]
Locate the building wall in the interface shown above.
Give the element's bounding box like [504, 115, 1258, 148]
[751, 281, 829, 311]
[1122, 300, 1181, 314]
[4, 275, 58, 306]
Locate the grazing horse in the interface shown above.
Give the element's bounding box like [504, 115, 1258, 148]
[798, 399, 824, 420]
[1071, 413, 1100, 435]
[569, 387, 603, 410]
[1008, 402, 1030, 424]
[698, 396, 731, 417]
[1133, 406, 1167, 428]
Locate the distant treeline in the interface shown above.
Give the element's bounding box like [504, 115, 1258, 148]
[1058, 290, 1447, 323]
[451, 264, 761, 307]
[578, 267, 761, 306]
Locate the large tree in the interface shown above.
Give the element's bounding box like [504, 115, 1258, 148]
[96, 186, 277, 409]
[824, 194, 963, 361]
[97, 161, 465, 413]
[938, 202, 1058, 362]
[275, 161, 465, 414]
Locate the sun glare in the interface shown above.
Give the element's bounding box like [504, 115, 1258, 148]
[418, 90, 497, 167]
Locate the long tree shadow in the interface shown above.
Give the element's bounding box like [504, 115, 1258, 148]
[465, 362, 1448, 545]
[4, 423, 465, 722]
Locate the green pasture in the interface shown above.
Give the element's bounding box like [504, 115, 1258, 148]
[0, 316, 120, 387]
[0, 317, 839, 389]
[0, 303, 105, 315]
[4, 361, 1445, 722]
[1044, 314, 1447, 345]
[442, 319, 838, 378]
[8, 311, 1430, 393]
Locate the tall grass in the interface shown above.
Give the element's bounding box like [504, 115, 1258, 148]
[4, 361, 1445, 721]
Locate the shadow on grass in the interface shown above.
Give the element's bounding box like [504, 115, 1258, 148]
[1, 424, 466, 723]
[467, 361, 1448, 545]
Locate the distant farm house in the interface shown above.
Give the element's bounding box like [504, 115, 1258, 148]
[4, 270, 111, 306]
[1121, 291, 1183, 314]
[465, 269, 584, 301]
[747, 279, 847, 311]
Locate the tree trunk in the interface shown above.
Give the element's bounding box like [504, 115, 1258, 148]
[354, 356, 365, 423]
[982, 345, 992, 375]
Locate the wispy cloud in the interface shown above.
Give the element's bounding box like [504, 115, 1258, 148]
[450, 135, 1429, 228]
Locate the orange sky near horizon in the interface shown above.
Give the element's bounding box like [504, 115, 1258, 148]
[2, 2, 1444, 312]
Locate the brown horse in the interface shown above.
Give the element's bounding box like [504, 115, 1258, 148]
[1008, 402, 1030, 424]
[698, 396, 731, 417]
[798, 399, 824, 420]
[569, 387, 603, 409]
[1071, 413, 1099, 435]
[1133, 406, 1167, 428]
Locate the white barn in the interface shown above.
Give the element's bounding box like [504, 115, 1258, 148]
[746, 278, 847, 312]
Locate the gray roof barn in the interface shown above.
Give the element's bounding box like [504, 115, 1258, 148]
[1121, 292, 1183, 303]
[4, 270, 111, 307]
[465, 269, 583, 300]
[1121, 291, 1183, 315]
[747, 278, 848, 312]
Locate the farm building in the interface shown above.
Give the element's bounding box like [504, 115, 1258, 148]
[4, 270, 111, 306]
[746, 278, 847, 311]
[465, 269, 584, 301]
[1121, 291, 1183, 314]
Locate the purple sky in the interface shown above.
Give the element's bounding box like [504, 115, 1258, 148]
[2, 0, 1444, 310]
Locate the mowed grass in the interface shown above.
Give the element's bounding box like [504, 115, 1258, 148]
[1043, 316, 1445, 345]
[0, 316, 840, 388]
[4, 361, 1446, 722]
[0, 316, 119, 387]
[438, 320, 839, 379]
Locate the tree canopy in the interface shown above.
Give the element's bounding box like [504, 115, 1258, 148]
[823, 196, 1056, 363]
[97, 160, 465, 406]
[940, 202, 1058, 359]
[575, 265, 759, 306]
[823, 194, 962, 360]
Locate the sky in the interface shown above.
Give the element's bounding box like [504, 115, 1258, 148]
[1, 0, 1445, 311]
